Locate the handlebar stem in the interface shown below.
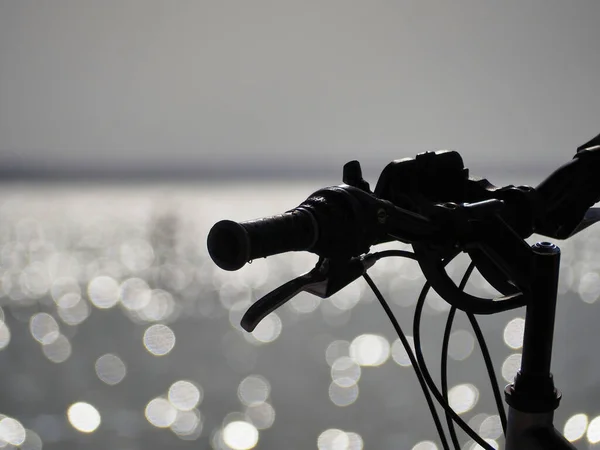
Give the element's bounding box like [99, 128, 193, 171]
[504, 242, 575, 449]
[521, 242, 561, 378]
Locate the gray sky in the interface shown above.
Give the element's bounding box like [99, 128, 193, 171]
[0, 0, 599, 177]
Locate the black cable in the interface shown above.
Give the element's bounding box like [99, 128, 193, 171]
[441, 308, 461, 449]
[368, 248, 507, 445]
[413, 276, 496, 450]
[363, 273, 451, 450]
[441, 262, 476, 449]
[438, 262, 508, 439]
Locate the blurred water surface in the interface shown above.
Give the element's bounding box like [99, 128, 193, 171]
[0, 180, 599, 450]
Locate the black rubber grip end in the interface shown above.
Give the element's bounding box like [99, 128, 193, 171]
[207, 220, 251, 271]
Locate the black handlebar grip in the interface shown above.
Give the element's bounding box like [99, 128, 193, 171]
[207, 208, 318, 271]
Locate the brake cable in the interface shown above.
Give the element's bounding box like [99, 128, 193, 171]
[441, 261, 477, 450]
[362, 251, 451, 450]
[368, 250, 497, 450]
[413, 263, 497, 450]
[441, 261, 508, 447]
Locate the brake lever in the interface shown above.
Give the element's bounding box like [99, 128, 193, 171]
[241, 256, 374, 332]
[241, 267, 326, 332]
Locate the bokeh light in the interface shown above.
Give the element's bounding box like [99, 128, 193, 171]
[425, 291, 451, 313]
[330, 283, 362, 311]
[391, 336, 415, 367]
[145, 397, 177, 428]
[289, 293, 321, 314]
[143, 324, 176, 356]
[448, 329, 475, 361]
[57, 295, 91, 325]
[563, 413, 588, 442]
[20, 429, 43, 450]
[587, 415, 600, 444]
[222, 421, 259, 450]
[170, 409, 203, 438]
[479, 415, 502, 440]
[120, 277, 152, 311]
[346, 431, 364, 450]
[245, 402, 276, 430]
[578, 272, 600, 304]
[29, 313, 59, 345]
[42, 334, 72, 363]
[349, 334, 390, 366]
[67, 402, 101, 433]
[503, 317, 525, 349]
[412, 440, 438, 450]
[468, 439, 499, 450]
[0, 321, 10, 350]
[331, 356, 361, 387]
[329, 381, 359, 407]
[95, 354, 127, 385]
[168, 380, 202, 411]
[501, 354, 522, 383]
[0, 417, 26, 445]
[250, 313, 282, 344]
[88, 276, 120, 309]
[51, 277, 81, 303]
[447, 383, 479, 414]
[238, 375, 270, 407]
[326, 340, 351, 367]
[318, 428, 350, 450]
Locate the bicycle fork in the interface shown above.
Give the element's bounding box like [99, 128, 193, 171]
[504, 242, 577, 450]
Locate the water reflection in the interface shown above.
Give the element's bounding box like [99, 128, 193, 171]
[588, 416, 600, 444]
[244, 403, 275, 430]
[143, 324, 176, 356]
[222, 421, 259, 450]
[447, 384, 479, 415]
[479, 415, 502, 440]
[328, 382, 359, 407]
[391, 336, 415, 367]
[95, 354, 127, 385]
[0, 182, 596, 449]
[501, 353, 522, 383]
[503, 317, 525, 350]
[318, 428, 364, 450]
[67, 402, 101, 433]
[448, 329, 475, 361]
[0, 319, 10, 349]
[42, 333, 72, 363]
[412, 440, 438, 450]
[349, 334, 390, 366]
[331, 356, 361, 387]
[237, 375, 270, 407]
[563, 413, 588, 442]
[170, 409, 203, 439]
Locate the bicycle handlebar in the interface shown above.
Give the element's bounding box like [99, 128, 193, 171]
[208, 181, 439, 271]
[208, 209, 317, 271]
[206, 133, 600, 450]
[207, 134, 600, 326]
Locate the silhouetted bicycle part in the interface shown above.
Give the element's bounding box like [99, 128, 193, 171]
[207, 132, 600, 450]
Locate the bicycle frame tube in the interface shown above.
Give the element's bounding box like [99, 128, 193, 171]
[504, 242, 578, 450]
